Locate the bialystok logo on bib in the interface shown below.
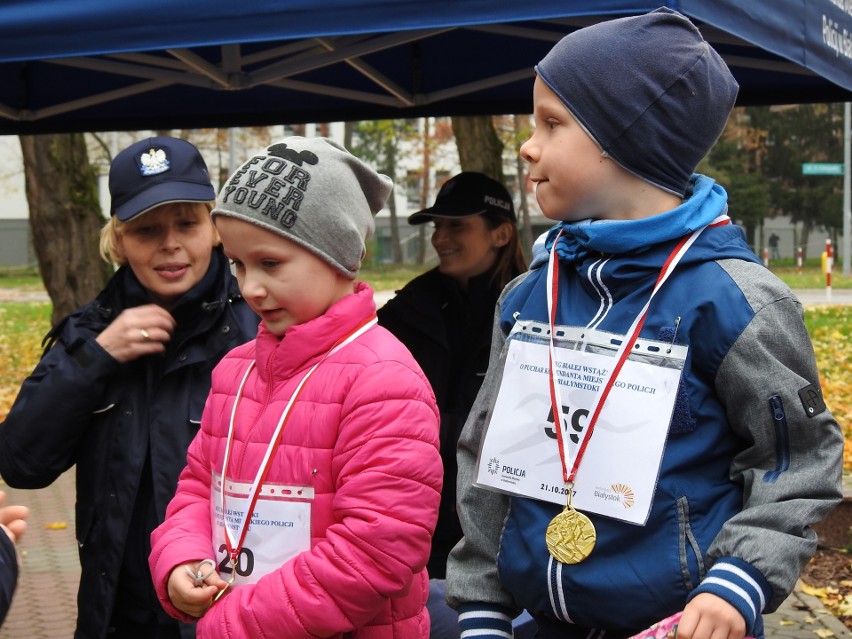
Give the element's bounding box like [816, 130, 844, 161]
[594, 483, 635, 508]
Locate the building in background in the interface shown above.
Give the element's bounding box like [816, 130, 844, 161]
[0, 136, 34, 267]
[0, 126, 838, 269]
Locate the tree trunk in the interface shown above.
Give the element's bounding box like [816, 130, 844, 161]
[514, 115, 533, 262]
[20, 133, 112, 325]
[793, 225, 799, 260]
[385, 139, 403, 264]
[801, 222, 812, 261]
[451, 115, 504, 181]
[417, 117, 432, 265]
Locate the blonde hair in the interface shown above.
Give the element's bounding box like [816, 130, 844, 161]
[99, 201, 215, 265]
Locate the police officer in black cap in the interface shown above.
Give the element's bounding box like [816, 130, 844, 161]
[378, 172, 527, 639]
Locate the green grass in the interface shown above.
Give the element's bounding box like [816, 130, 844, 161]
[0, 301, 51, 324]
[768, 259, 852, 289]
[0, 301, 51, 389]
[359, 264, 430, 292]
[0, 302, 52, 342]
[0, 265, 42, 290]
[804, 304, 852, 338]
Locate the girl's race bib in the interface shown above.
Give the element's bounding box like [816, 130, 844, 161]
[211, 472, 313, 585]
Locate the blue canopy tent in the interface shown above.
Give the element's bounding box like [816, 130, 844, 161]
[0, 0, 850, 134]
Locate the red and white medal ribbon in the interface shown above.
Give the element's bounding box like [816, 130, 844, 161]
[546, 217, 729, 485]
[219, 316, 378, 566]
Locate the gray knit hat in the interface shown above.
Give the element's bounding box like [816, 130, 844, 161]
[213, 137, 393, 278]
[535, 7, 739, 197]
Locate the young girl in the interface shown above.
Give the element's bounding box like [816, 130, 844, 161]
[149, 137, 442, 638]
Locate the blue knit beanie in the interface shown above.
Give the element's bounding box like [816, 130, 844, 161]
[535, 7, 739, 197]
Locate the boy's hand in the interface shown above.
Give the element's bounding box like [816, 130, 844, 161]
[167, 560, 229, 618]
[676, 593, 747, 639]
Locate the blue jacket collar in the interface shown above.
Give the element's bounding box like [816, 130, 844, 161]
[538, 174, 727, 265]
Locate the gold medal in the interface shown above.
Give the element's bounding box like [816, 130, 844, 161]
[213, 560, 237, 603]
[545, 492, 596, 564]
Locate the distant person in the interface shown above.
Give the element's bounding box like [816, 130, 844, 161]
[0, 491, 28, 626]
[446, 9, 844, 639]
[377, 171, 527, 637]
[0, 136, 258, 639]
[149, 137, 441, 638]
[769, 233, 780, 260]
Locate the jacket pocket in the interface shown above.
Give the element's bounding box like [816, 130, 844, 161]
[92, 402, 116, 415]
[188, 392, 205, 428]
[676, 496, 706, 592]
[75, 505, 98, 550]
[763, 395, 790, 483]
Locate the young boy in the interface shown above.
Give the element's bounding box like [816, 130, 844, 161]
[445, 8, 843, 639]
[149, 137, 442, 638]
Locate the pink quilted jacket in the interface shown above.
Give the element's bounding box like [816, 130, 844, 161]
[150, 283, 442, 638]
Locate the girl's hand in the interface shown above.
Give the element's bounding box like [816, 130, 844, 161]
[167, 560, 229, 618]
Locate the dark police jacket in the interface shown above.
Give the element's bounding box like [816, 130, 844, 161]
[0, 248, 258, 639]
[377, 267, 507, 579]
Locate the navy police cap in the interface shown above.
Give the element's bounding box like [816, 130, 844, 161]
[109, 136, 216, 222]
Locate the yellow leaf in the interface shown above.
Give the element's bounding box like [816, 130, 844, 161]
[802, 583, 834, 598]
[837, 594, 852, 617]
[814, 629, 835, 638]
[44, 521, 67, 530]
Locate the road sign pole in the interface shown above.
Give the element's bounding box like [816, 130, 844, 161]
[844, 102, 851, 277]
[826, 238, 833, 302]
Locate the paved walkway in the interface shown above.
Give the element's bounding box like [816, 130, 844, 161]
[792, 288, 852, 305]
[0, 470, 78, 639]
[0, 468, 849, 638]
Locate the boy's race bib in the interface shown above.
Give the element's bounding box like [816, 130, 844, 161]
[475, 321, 687, 525]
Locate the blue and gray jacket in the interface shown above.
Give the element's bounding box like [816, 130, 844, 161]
[446, 176, 843, 638]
